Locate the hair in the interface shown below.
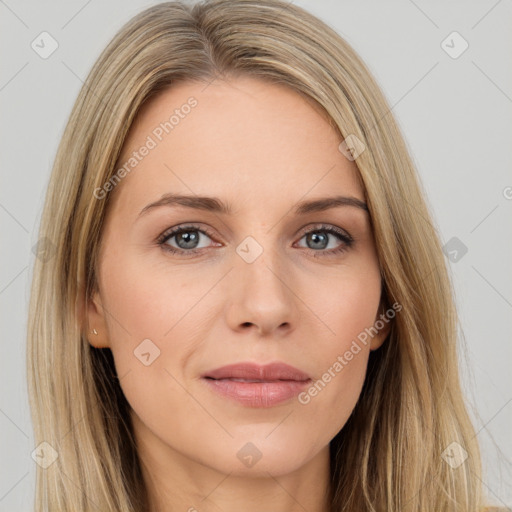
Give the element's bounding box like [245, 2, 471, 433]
[27, 0, 484, 510]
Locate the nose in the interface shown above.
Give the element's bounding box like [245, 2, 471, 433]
[224, 245, 299, 338]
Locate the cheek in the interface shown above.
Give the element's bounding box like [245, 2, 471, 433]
[308, 252, 382, 347]
[297, 262, 381, 425]
[324, 279, 381, 342]
[97, 248, 214, 412]
[99, 245, 213, 345]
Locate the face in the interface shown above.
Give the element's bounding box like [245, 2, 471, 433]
[87, 76, 389, 479]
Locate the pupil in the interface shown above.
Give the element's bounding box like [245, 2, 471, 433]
[309, 232, 327, 249]
[177, 231, 199, 249]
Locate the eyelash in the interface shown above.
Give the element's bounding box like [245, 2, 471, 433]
[156, 223, 354, 259]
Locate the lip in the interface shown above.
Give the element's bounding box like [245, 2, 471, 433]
[201, 362, 311, 408]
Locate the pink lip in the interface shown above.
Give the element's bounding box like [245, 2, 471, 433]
[201, 362, 311, 408]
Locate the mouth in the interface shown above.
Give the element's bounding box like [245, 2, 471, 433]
[201, 361, 311, 382]
[204, 377, 304, 383]
[201, 362, 311, 407]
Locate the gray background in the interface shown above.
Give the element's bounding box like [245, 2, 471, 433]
[1, 0, 511, 510]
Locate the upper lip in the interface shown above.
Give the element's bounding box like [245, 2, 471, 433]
[202, 362, 311, 382]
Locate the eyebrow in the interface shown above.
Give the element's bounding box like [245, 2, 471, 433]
[138, 193, 368, 218]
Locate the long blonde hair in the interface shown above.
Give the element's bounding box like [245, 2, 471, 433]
[27, 0, 483, 510]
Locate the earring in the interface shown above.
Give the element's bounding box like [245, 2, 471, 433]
[91, 328, 98, 335]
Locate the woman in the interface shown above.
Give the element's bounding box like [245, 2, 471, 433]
[27, 0, 484, 510]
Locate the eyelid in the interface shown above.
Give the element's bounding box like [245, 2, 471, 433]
[156, 223, 219, 246]
[295, 223, 353, 242]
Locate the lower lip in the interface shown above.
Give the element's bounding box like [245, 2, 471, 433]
[202, 378, 310, 407]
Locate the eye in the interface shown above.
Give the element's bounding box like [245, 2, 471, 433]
[294, 223, 353, 257]
[157, 224, 219, 256]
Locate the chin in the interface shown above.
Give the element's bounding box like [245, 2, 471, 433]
[199, 434, 321, 477]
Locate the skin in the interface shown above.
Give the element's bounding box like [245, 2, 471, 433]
[87, 76, 390, 512]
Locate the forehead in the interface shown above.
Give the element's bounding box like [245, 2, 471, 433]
[110, 76, 364, 218]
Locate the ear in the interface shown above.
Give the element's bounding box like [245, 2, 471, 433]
[86, 288, 111, 349]
[369, 301, 393, 351]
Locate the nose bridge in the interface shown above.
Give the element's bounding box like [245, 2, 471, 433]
[226, 229, 297, 335]
[236, 231, 289, 300]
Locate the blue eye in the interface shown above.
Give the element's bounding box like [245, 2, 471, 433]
[295, 224, 353, 257]
[157, 224, 216, 255]
[157, 223, 353, 257]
